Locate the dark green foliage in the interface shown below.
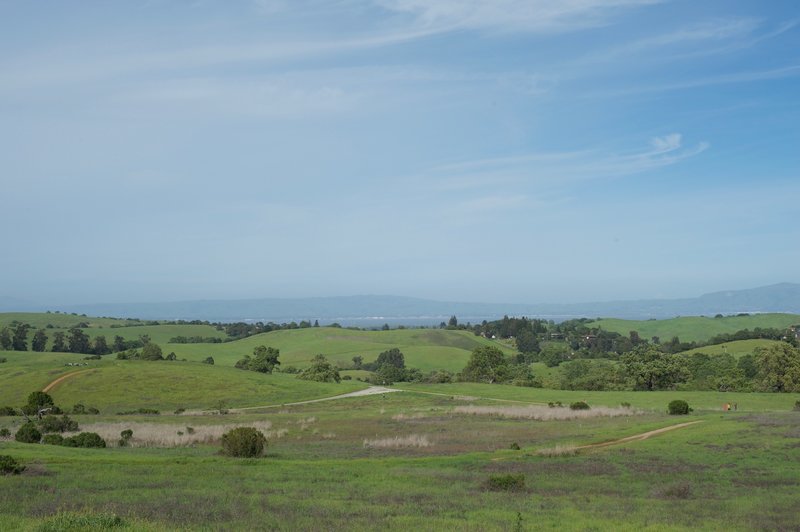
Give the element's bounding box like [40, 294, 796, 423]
[755, 343, 800, 392]
[42, 434, 65, 445]
[621, 345, 689, 391]
[165, 351, 177, 361]
[62, 432, 106, 448]
[793, 400, 800, 412]
[11, 323, 30, 351]
[31, 329, 48, 352]
[509, 442, 521, 450]
[92, 335, 110, 355]
[141, 343, 164, 361]
[236, 345, 280, 373]
[0, 357, 5, 363]
[569, 401, 590, 410]
[221, 427, 267, 457]
[51, 331, 67, 352]
[119, 429, 133, 447]
[297, 354, 340, 383]
[486, 474, 526, 492]
[560, 359, 624, 391]
[460, 346, 509, 383]
[668, 400, 691, 415]
[0, 406, 17, 416]
[26, 391, 54, 409]
[87, 407, 100, 415]
[0, 428, 10, 438]
[39, 414, 79, 433]
[0, 328, 11, 350]
[15, 422, 41, 443]
[547, 401, 564, 408]
[0, 455, 25, 475]
[72, 403, 86, 414]
[203, 356, 215, 365]
[67, 327, 91, 354]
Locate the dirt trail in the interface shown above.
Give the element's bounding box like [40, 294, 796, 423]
[575, 420, 704, 451]
[42, 369, 95, 393]
[227, 386, 401, 413]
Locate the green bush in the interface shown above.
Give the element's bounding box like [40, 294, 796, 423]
[117, 408, 159, 415]
[42, 434, 65, 445]
[793, 400, 800, 412]
[569, 401, 590, 410]
[486, 474, 526, 492]
[0, 428, 10, 438]
[15, 422, 41, 443]
[0, 455, 25, 475]
[668, 400, 691, 415]
[509, 442, 521, 450]
[0, 406, 17, 416]
[39, 414, 79, 433]
[62, 432, 106, 448]
[221, 427, 267, 457]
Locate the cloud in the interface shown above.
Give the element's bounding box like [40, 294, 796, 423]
[374, 0, 662, 33]
[414, 133, 708, 191]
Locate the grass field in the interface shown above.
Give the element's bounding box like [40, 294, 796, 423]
[679, 338, 781, 358]
[163, 327, 515, 372]
[590, 313, 800, 343]
[2, 387, 799, 530]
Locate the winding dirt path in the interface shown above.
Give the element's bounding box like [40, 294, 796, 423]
[42, 369, 94, 393]
[575, 420, 704, 451]
[228, 386, 401, 413]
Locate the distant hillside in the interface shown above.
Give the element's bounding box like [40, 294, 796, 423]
[4, 282, 799, 323]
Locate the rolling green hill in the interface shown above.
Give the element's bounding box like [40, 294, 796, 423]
[590, 313, 800, 343]
[678, 339, 782, 358]
[165, 327, 515, 372]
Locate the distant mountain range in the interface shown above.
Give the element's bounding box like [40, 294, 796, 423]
[3, 282, 796, 324]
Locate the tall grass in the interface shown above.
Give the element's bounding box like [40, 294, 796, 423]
[452, 405, 639, 420]
[75, 420, 276, 448]
[363, 434, 432, 448]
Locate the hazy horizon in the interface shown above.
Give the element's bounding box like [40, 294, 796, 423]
[2, 1, 798, 306]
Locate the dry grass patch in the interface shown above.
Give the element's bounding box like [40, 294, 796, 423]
[391, 412, 426, 421]
[452, 405, 639, 420]
[363, 434, 432, 449]
[76, 420, 277, 448]
[536, 444, 579, 457]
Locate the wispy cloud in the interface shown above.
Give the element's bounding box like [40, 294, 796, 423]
[374, 0, 661, 34]
[415, 133, 708, 191]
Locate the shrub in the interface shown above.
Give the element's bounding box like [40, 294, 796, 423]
[87, 407, 100, 415]
[15, 422, 41, 443]
[342, 375, 352, 380]
[547, 401, 563, 408]
[42, 434, 65, 445]
[793, 400, 800, 412]
[221, 427, 267, 457]
[72, 403, 86, 414]
[174, 408, 185, 415]
[0, 428, 10, 438]
[203, 356, 215, 365]
[63, 432, 106, 448]
[620, 402, 632, 408]
[0, 455, 25, 475]
[117, 408, 159, 415]
[668, 400, 691, 415]
[486, 474, 526, 492]
[0, 406, 17, 416]
[39, 414, 79, 433]
[0, 357, 6, 363]
[509, 442, 521, 450]
[569, 401, 590, 410]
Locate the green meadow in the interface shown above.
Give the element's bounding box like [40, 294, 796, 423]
[590, 313, 800, 343]
[2, 312, 800, 529]
[2, 388, 799, 530]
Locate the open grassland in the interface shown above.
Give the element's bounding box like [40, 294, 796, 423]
[0, 351, 366, 411]
[165, 327, 514, 371]
[1, 390, 799, 530]
[393, 382, 800, 412]
[591, 313, 800, 343]
[679, 338, 780, 358]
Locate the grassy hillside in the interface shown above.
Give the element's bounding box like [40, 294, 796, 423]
[590, 313, 800, 343]
[0, 312, 227, 350]
[164, 327, 514, 372]
[0, 349, 366, 411]
[679, 339, 782, 358]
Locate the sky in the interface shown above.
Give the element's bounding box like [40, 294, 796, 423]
[1, 0, 798, 306]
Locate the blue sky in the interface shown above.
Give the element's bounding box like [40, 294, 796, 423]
[1, 0, 798, 306]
